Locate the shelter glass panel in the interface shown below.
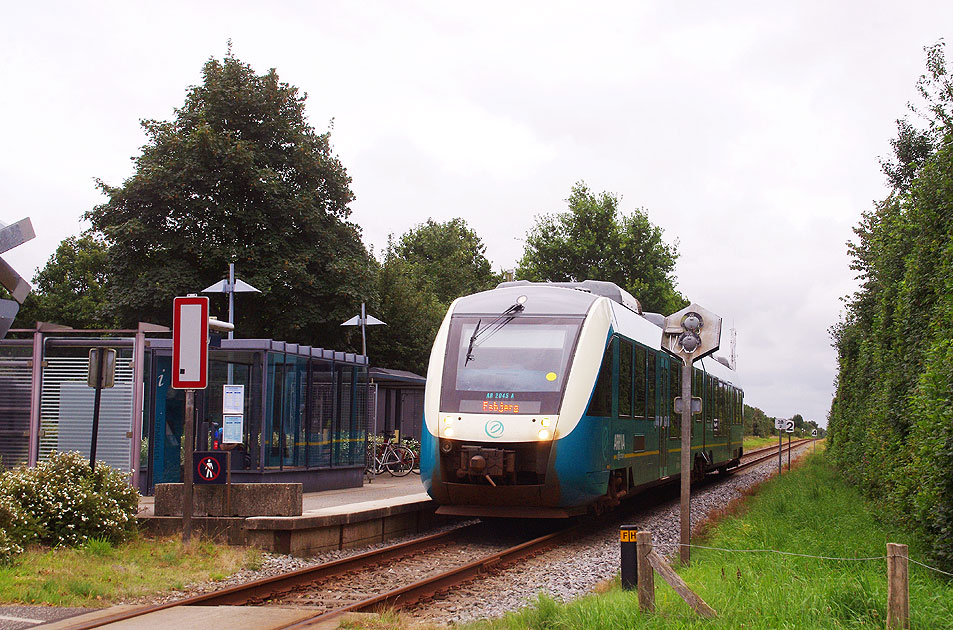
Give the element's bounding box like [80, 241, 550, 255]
[308, 359, 333, 468]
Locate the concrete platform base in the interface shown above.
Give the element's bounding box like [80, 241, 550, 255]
[138, 493, 442, 556]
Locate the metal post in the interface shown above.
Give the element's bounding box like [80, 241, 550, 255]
[620, 525, 638, 590]
[360, 302, 367, 358]
[131, 327, 146, 490]
[778, 426, 782, 475]
[679, 359, 692, 565]
[183, 388, 195, 543]
[227, 263, 235, 385]
[28, 329, 42, 467]
[89, 348, 106, 471]
[227, 263, 235, 339]
[787, 432, 791, 471]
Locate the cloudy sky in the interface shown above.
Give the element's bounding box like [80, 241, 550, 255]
[2, 1, 950, 425]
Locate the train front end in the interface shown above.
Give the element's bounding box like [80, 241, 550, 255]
[420, 285, 610, 518]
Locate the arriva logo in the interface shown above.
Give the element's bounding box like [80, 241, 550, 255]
[485, 420, 505, 438]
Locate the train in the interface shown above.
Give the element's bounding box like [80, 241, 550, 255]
[419, 280, 744, 518]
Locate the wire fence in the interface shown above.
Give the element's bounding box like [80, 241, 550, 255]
[678, 542, 953, 577]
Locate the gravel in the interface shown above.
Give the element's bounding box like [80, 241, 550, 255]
[124, 444, 811, 626]
[410, 443, 813, 625]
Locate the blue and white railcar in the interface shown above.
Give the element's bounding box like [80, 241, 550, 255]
[420, 281, 743, 518]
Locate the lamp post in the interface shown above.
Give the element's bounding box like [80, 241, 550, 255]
[341, 302, 386, 359]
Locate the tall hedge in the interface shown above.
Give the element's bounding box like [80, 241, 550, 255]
[828, 43, 953, 568]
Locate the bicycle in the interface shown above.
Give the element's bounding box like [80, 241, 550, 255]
[365, 438, 416, 477]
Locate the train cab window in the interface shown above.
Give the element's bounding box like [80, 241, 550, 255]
[619, 339, 633, 417]
[646, 350, 656, 420]
[634, 346, 646, 419]
[587, 343, 613, 417]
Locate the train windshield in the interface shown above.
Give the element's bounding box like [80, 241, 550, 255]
[441, 316, 583, 415]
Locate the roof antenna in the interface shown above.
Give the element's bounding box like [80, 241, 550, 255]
[730, 326, 737, 370]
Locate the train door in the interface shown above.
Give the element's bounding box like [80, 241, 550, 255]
[647, 350, 661, 477]
[659, 354, 672, 477]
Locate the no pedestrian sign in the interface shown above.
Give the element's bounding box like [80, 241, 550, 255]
[194, 451, 227, 484]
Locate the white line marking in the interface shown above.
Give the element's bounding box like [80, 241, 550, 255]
[0, 614, 44, 623]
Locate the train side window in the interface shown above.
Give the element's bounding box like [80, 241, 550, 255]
[705, 377, 714, 424]
[634, 346, 646, 419]
[669, 364, 680, 439]
[646, 350, 656, 420]
[587, 342, 613, 417]
[619, 339, 633, 417]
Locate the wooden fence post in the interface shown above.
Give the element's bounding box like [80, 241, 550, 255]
[886, 542, 909, 630]
[636, 531, 655, 612]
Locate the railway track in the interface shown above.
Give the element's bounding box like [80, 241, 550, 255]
[63, 437, 815, 629]
[737, 438, 812, 471]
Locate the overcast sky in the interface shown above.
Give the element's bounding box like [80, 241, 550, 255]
[2, 1, 950, 425]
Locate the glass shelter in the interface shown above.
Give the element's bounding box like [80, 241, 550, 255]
[145, 339, 368, 493]
[0, 327, 369, 495]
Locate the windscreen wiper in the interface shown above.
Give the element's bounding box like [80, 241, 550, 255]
[463, 295, 527, 365]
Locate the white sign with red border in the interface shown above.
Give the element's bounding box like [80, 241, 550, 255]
[172, 296, 209, 389]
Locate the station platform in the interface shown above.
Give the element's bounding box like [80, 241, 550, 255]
[138, 474, 443, 556]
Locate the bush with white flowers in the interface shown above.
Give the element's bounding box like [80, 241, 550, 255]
[0, 451, 139, 558]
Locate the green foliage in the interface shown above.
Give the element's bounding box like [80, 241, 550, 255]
[14, 234, 115, 329]
[517, 182, 687, 314]
[374, 219, 498, 375]
[743, 403, 775, 437]
[0, 451, 139, 554]
[829, 41, 953, 570]
[467, 452, 953, 630]
[393, 218, 499, 304]
[85, 49, 374, 348]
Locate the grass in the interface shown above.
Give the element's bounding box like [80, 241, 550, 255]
[742, 435, 784, 451]
[0, 536, 262, 607]
[447, 447, 953, 629]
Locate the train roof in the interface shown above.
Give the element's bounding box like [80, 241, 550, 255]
[497, 280, 642, 314]
[455, 281, 741, 388]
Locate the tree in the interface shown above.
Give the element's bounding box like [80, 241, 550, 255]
[394, 218, 499, 303]
[86, 49, 374, 348]
[828, 41, 953, 570]
[14, 234, 115, 329]
[517, 183, 687, 314]
[373, 219, 499, 375]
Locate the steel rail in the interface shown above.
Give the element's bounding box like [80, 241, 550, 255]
[736, 438, 811, 472]
[741, 438, 810, 462]
[57, 524, 480, 629]
[278, 523, 583, 629]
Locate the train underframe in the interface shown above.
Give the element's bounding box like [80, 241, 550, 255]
[429, 437, 743, 519]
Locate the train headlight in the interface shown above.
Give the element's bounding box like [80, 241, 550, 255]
[444, 426, 455, 438]
[537, 428, 550, 440]
[443, 416, 454, 425]
[541, 417, 551, 428]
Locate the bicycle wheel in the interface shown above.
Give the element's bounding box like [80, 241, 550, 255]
[385, 445, 415, 477]
[366, 444, 384, 476]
